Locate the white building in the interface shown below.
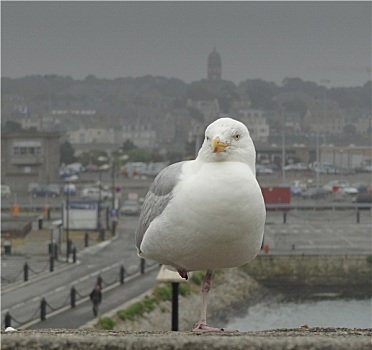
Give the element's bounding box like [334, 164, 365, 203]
[68, 127, 118, 145]
[122, 123, 157, 149]
[186, 99, 220, 126]
[238, 109, 270, 143]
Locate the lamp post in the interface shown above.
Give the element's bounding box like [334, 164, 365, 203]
[279, 103, 286, 184]
[156, 266, 192, 331]
[317, 79, 330, 188]
[281, 124, 286, 184]
[98, 169, 102, 238]
[316, 122, 320, 189]
[111, 163, 115, 209]
[65, 182, 70, 262]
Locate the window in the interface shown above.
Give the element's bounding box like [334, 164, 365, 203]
[13, 146, 41, 156]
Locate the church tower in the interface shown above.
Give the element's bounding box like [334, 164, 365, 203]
[207, 48, 221, 80]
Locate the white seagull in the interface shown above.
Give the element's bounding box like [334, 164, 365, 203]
[135, 117, 266, 332]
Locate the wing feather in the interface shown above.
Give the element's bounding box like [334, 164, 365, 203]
[135, 161, 185, 253]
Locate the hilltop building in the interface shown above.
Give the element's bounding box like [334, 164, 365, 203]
[207, 48, 221, 81]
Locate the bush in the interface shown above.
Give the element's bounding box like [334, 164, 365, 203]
[143, 296, 157, 312]
[179, 283, 191, 296]
[367, 255, 372, 265]
[117, 302, 145, 321]
[153, 285, 172, 301]
[115, 283, 193, 322]
[190, 271, 205, 285]
[98, 317, 115, 330]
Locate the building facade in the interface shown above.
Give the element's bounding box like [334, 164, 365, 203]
[238, 109, 270, 143]
[1, 131, 61, 192]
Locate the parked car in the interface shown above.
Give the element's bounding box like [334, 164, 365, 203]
[32, 185, 60, 198]
[351, 182, 369, 193]
[120, 200, 140, 215]
[256, 165, 274, 174]
[284, 163, 308, 172]
[290, 180, 307, 196]
[314, 164, 339, 175]
[353, 192, 372, 205]
[290, 184, 302, 196]
[81, 188, 112, 201]
[302, 187, 328, 199]
[339, 186, 359, 195]
[64, 184, 77, 196]
[323, 180, 350, 194]
[28, 182, 39, 193]
[1, 185, 11, 199]
[47, 184, 61, 196]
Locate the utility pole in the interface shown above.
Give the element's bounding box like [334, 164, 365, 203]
[66, 186, 70, 262]
[317, 79, 330, 188]
[111, 158, 115, 210]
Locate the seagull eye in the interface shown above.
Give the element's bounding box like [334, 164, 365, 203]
[234, 134, 241, 141]
[206, 136, 210, 141]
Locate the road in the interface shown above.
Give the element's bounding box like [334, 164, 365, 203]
[27, 267, 159, 329]
[1, 216, 160, 329]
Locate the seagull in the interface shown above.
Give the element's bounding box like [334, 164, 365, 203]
[135, 117, 266, 332]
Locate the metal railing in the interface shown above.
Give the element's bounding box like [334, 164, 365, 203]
[2, 259, 158, 329]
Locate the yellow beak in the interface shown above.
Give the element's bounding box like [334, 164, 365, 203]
[211, 137, 228, 153]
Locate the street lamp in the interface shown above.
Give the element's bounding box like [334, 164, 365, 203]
[65, 182, 70, 262]
[279, 103, 286, 184]
[273, 96, 287, 183]
[316, 79, 330, 188]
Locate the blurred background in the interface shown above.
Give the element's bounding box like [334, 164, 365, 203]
[1, 1, 371, 332]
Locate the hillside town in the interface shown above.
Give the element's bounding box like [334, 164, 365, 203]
[1, 48, 371, 192]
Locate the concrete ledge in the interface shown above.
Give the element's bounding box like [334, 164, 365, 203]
[2, 328, 371, 350]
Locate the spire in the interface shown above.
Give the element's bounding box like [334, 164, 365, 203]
[207, 48, 221, 80]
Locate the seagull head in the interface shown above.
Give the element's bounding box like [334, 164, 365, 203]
[197, 117, 256, 169]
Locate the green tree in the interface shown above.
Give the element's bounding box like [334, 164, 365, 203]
[126, 148, 151, 162]
[2, 121, 23, 133]
[122, 139, 135, 151]
[343, 124, 357, 135]
[77, 149, 108, 166]
[60, 141, 77, 165]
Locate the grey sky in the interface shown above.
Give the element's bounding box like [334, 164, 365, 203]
[1, 1, 371, 87]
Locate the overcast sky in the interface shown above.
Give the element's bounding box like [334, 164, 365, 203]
[1, 1, 371, 87]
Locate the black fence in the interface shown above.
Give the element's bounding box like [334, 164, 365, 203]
[3, 258, 156, 329]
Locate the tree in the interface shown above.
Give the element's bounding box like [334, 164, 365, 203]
[187, 85, 215, 100]
[77, 149, 108, 166]
[187, 107, 204, 122]
[122, 139, 135, 151]
[60, 141, 77, 165]
[126, 148, 151, 162]
[343, 124, 356, 135]
[2, 121, 22, 133]
[240, 79, 278, 109]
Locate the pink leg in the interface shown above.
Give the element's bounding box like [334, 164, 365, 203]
[192, 270, 238, 332]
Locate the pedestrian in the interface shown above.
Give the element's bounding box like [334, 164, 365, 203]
[89, 284, 102, 317]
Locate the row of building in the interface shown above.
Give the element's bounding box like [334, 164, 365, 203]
[2, 48, 371, 191]
[2, 127, 371, 193]
[14, 102, 371, 155]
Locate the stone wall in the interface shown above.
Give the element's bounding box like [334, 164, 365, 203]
[243, 255, 372, 295]
[2, 328, 372, 350]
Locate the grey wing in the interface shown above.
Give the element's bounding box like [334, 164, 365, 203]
[135, 161, 185, 253]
